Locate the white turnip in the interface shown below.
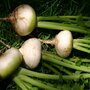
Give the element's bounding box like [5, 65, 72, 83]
[40, 30, 73, 58]
[0, 4, 37, 36]
[0, 47, 22, 79]
[19, 38, 41, 69]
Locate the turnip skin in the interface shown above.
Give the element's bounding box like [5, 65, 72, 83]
[0, 47, 23, 79]
[55, 30, 73, 58]
[19, 38, 41, 69]
[9, 4, 37, 36]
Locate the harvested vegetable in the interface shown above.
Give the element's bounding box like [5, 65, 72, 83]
[19, 38, 41, 69]
[40, 30, 73, 57]
[0, 4, 36, 36]
[0, 47, 22, 79]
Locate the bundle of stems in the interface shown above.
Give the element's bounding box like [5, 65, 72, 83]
[73, 37, 90, 54]
[37, 16, 90, 21]
[15, 67, 90, 80]
[42, 51, 90, 72]
[13, 51, 90, 90]
[37, 16, 90, 34]
[13, 67, 60, 90]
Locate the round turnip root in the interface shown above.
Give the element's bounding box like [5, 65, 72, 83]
[0, 4, 37, 36]
[40, 30, 73, 58]
[19, 38, 41, 69]
[0, 47, 22, 79]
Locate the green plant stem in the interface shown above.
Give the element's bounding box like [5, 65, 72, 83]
[62, 74, 90, 80]
[74, 39, 90, 44]
[70, 58, 90, 63]
[37, 16, 90, 21]
[15, 68, 90, 81]
[37, 16, 77, 23]
[18, 74, 58, 90]
[43, 63, 60, 74]
[62, 59, 75, 65]
[22, 82, 35, 90]
[37, 21, 90, 34]
[74, 38, 90, 53]
[52, 64, 73, 75]
[42, 51, 90, 72]
[18, 68, 60, 80]
[42, 51, 75, 65]
[80, 59, 90, 63]
[73, 43, 90, 54]
[13, 76, 28, 90]
[74, 42, 90, 48]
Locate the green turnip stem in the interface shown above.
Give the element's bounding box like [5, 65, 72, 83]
[74, 39, 90, 44]
[13, 76, 28, 90]
[37, 21, 90, 34]
[37, 16, 77, 23]
[73, 44, 90, 54]
[62, 59, 75, 65]
[32, 87, 38, 90]
[42, 51, 75, 65]
[18, 74, 58, 90]
[74, 42, 90, 48]
[70, 58, 90, 63]
[22, 82, 34, 90]
[16, 67, 90, 80]
[62, 74, 90, 80]
[79, 59, 90, 63]
[43, 63, 60, 74]
[42, 51, 90, 72]
[52, 64, 73, 75]
[18, 68, 60, 80]
[0, 40, 10, 48]
[37, 16, 90, 21]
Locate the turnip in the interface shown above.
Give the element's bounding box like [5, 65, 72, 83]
[19, 38, 41, 69]
[0, 4, 36, 36]
[0, 47, 22, 79]
[40, 30, 73, 58]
